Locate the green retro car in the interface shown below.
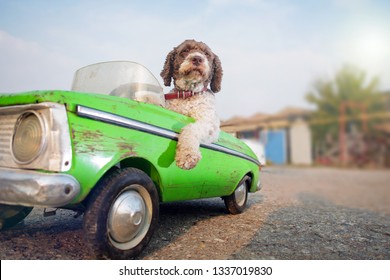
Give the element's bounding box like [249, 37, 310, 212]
[0, 61, 261, 259]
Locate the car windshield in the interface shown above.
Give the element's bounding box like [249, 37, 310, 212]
[71, 61, 163, 100]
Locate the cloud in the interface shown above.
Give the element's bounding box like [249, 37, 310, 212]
[216, 47, 331, 119]
[0, 30, 79, 92]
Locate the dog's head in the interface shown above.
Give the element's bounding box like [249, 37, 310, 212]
[160, 39, 223, 93]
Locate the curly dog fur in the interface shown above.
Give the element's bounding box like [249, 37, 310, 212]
[161, 39, 223, 169]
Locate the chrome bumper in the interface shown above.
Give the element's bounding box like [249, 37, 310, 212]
[256, 178, 263, 191]
[0, 167, 80, 207]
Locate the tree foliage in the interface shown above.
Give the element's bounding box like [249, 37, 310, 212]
[306, 65, 384, 141]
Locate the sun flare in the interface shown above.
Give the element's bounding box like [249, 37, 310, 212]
[353, 26, 389, 61]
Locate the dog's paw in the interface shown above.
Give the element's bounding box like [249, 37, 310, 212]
[176, 151, 201, 170]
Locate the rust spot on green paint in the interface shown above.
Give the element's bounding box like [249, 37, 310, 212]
[117, 142, 138, 158]
[80, 129, 103, 140]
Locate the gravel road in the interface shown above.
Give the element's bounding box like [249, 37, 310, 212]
[1, 166, 389, 260]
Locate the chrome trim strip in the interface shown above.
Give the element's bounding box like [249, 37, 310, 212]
[76, 105, 260, 166]
[203, 142, 260, 166]
[0, 167, 80, 207]
[76, 105, 177, 139]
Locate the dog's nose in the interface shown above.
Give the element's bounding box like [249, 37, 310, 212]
[192, 55, 203, 66]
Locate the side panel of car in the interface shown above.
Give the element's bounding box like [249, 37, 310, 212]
[66, 111, 258, 204]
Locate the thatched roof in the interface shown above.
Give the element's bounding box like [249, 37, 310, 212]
[221, 106, 313, 133]
[272, 107, 313, 119]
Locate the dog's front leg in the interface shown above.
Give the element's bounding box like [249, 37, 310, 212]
[175, 123, 202, 170]
[175, 118, 220, 170]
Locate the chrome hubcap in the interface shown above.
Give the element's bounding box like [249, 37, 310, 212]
[108, 185, 151, 249]
[235, 183, 247, 207]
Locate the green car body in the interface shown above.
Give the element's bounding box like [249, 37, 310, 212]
[0, 62, 261, 259]
[1, 90, 260, 201]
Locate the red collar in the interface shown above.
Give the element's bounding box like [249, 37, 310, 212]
[164, 88, 208, 100]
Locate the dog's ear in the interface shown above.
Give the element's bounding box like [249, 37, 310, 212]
[210, 54, 223, 93]
[160, 48, 176, 87]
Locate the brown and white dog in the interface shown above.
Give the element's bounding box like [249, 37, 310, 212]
[160, 39, 223, 169]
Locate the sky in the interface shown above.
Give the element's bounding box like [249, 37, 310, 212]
[0, 0, 389, 120]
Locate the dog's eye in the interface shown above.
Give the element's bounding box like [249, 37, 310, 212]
[205, 51, 211, 57]
[181, 48, 190, 55]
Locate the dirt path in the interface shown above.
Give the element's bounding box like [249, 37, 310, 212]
[1, 167, 389, 259]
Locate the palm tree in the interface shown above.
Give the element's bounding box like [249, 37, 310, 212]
[306, 65, 386, 165]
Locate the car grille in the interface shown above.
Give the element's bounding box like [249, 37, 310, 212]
[0, 114, 18, 165]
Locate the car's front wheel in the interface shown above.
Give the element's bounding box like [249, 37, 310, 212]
[223, 175, 250, 214]
[83, 167, 159, 259]
[0, 204, 33, 230]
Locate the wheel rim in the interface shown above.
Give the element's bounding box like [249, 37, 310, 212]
[108, 184, 152, 250]
[234, 182, 247, 207]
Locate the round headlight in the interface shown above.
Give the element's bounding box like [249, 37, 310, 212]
[11, 111, 47, 164]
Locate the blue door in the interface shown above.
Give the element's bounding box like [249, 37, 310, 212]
[265, 129, 287, 165]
